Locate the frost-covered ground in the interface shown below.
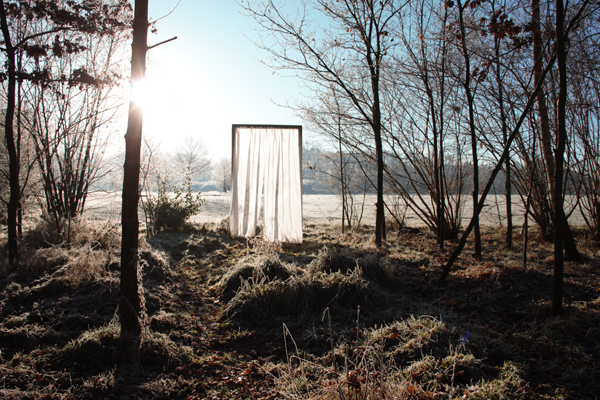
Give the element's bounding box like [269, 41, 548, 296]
[84, 191, 586, 228]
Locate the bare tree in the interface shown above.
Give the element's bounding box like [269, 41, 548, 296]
[455, 0, 532, 250]
[212, 157, 231, 193]
[0, 0, 131, 264]
[299, 85, 365, 232]
[439, 0, 593, 284]
[0, 76, 40, 238]
[243, 0, 407, 246]
[455, 0, 483, 260]
[569, 62, 600, 241]
[384, 0, 465, 243]
[171, 134, 211, 181]
[27, 27, 128, 240]
[532, 0, 555, 212]
[551, 0, 595, 314]
[485, 0, 527, 249]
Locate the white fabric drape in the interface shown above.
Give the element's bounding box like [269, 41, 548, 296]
[230, 127, 303, 243]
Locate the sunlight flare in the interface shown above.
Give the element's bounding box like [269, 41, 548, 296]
[129, 78, 148, 110]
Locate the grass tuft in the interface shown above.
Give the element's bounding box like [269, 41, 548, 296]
[218, 252, 389, 322]
[61, 319, 121, 370]
[309, 246, 403, 290]
[274, 315, 534, 400]
[215, 253, 292, 300]
[139, 331, 195, 369]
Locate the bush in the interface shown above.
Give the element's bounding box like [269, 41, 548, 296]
[143, 174, 205, 234]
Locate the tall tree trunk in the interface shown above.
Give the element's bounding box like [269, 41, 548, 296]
[423, 72, 443, 248]
[495, 37, 512, 249]
[523, 132, 538, 266]
[418, 11, 442, 249]
[553, 0, 567, 316]
[432, 102, 440, 247]
[120, 0, 149, 338]
[0, 0, 20, 265]
[457, 0, 481, 260]
[438, 8, 448, 250]
[532, 0, 581, 263]
[532, 0, 556, 225]
[16, 58, 23, 239]
[368, 53, 385, 247]
[504, 131, 512, 249]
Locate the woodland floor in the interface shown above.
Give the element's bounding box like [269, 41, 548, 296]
[0, 219, 599, 399]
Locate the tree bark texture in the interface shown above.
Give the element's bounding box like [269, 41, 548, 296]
[457, 0, 482, 260]
[366, 36, 386, 247]
[532, 0, 556, 217]
[0, 0, 21, 264]
[120, 0, 149, 338]
[553, 0, 567, 316]
[495, 38, 512, 249]
[532, 0, 581, 263]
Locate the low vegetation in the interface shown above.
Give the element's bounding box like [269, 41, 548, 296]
[1, 219, 599, 399]
[142, 174, 206, 236]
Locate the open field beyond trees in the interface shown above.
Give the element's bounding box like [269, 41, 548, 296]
[83, 192, 587, 228]
[1, 213, 599, 399]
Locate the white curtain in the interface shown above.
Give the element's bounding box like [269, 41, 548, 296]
[230, 127, 303, 243]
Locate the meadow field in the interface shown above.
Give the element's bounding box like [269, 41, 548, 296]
[84, 191, 587, 229]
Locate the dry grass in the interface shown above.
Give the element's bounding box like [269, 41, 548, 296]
[272, 315, 534, 400]
[216, 246, 396, 323]
[0, 219, 599, 399]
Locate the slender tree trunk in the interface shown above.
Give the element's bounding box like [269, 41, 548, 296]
[374, 119, 385, 246]
[532, 0, 581, 263]
[439, 8, 448, 249]
[369, 61, 385, 246]
[375, 119, 387, 247]
[120, 0, 149, 338]
[432, 107, 440, 246]
[457, 0, 481, 260]
[523, 135, 537, 267]
[0, 0, 20, 264]
[504, 140, 512, 248]
[553, 0, 567, 316]
[16, 59, 23, 239]
[419, 20, 442, 248]
[532, 0, 556, 226]
[439, 126, 445, 249]
[523, 188, 532, 266]
[495, 38, 512, 249]
[419, 57, 444, 247]
[338, 119, 346, 234]
[425, 79, 442, 248]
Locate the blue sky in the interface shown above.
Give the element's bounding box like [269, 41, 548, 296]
[137, 0, 308, 160]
